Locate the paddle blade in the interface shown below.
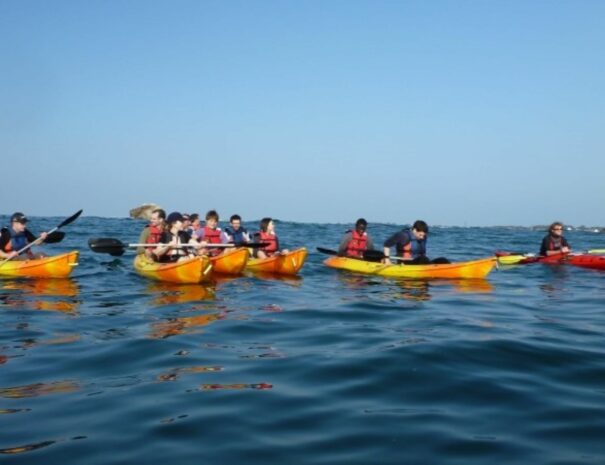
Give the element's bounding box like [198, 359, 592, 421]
[58, 209, 83, 229]
[362, 250, 387, 262]
[88, 238, 126, 256]
[316, 247, 338, 255]
[44, 231, 65, 244]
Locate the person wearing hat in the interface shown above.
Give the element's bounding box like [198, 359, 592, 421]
[152, 212, 198, 262]
[0, 212, 49, 260]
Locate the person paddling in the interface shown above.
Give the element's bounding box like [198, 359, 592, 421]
[338, 218, 375, 258]
[194, 210, 229, 256]
[0, 212, 49, 260]
[153, 212, 198, 262]
[137, 208, 166, 260]
[383, 220, 429, 265]
[540, 222, 571, 256]
[224, 214, 251, 245]
[254, 217, 288, 259]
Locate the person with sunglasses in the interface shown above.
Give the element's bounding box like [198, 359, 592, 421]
[540, 222, 571, 256]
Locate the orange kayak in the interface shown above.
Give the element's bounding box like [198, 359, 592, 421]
[133, 255, 212, 284]
[209, 247, 249, 275]
[0, 251, 79, 279]
[246, 248, 307, 275]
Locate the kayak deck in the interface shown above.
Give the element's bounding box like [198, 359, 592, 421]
[246, 248, 307, 275]
[209, 247, 249, 275]
[133, 255, 212, 284]
[324, 256, 497, 279]
[0, 251, 79, 279]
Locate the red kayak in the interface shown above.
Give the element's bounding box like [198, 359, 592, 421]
[521, 253, 605, 270]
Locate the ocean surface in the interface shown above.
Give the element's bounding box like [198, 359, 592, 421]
[1, 216, 604, 465]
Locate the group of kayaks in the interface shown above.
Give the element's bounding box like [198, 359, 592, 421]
[133, 247, 309, 284]
[0, 248, 310, 283]
[2, 247, 604, 283]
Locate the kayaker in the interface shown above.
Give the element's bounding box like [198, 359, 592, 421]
[137, 208, 166, 259]
[153, 212, 197, 262]
[338, 218, 375, 258]
[194, 210, 229, 256]
[224, 214, 251, 245]
[254, 217, 289, 259]
[189, 213, 201, 233]
[182, 214, 192, 233]
[0, 212, 49, 260]
[540, 222, 571, 256]
[383, 220, 430, 265]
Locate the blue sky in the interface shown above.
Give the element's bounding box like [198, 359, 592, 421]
[1, 1, 603, 226]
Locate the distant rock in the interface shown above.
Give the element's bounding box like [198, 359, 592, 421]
[129, 203, 161, 220]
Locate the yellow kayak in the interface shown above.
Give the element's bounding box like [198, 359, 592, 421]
[324, 256, 497, 279]
[246, 248, 307, 275]
[133, 255, 212, 284]
[0, 251, 79, 279]
[209, 247, 249, 275]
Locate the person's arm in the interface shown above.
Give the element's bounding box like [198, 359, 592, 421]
[337, 232, 353, 256]
[561, 237, 571, 253]
[137, 228, 151, 255]
[0, 231, 15, 259]
[366, 235, 375, 251]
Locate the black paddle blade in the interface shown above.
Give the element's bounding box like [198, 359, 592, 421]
[44, 231, 65, 244]
[316, 247, 338, 255]
[362, 250, 386, 261]
[58, 209, 83, 229]
[88, 238, 126, 256]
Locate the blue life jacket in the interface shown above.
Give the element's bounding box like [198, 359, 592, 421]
[0, 227, 30, 253]
[225, 226, 249, 244]
[399, 229, 427, 259]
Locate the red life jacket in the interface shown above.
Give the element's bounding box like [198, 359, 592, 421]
[345, 230, 368, 258]
[203, 227, 222, 244]
[146, 225, 163, 245]
[258, 231, 278, 256]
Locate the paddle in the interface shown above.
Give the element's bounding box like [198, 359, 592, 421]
[0, 209, 83, 266]
[89, 238, 268, 256]
[315, 247, 412, 263]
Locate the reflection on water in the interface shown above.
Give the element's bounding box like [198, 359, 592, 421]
[337, 274, 493, 301]
[0, 279, 80, 313]
[149, 310, 228, 339]
[157, 365, 223, 382]
[147, 282, 215, 306]
[0, 440, 57, 455]
[199, 382, 273, 390]
[0, 380, 79, 399]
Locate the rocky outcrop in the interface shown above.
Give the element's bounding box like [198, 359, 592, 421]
[129, 203, 162, 220]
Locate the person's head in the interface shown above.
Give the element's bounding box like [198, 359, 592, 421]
[230, 214, 242, 231]
[166, 212, 184, 231]
[10, 212, 28, 233]
[260, 217, 274, 233]
[411, 220, 429, 240]
[190, 213, 200, 228]
[182, 213, 191, 229]
[549, 222, 564, 236]
[205, 210, 219, 229]
[150, 209, 166, 227]
[355, 218, 367, 234]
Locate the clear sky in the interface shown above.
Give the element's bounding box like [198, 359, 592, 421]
[1, 1, 604, 226]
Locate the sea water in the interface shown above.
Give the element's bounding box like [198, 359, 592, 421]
[1, 217, 604, 464]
